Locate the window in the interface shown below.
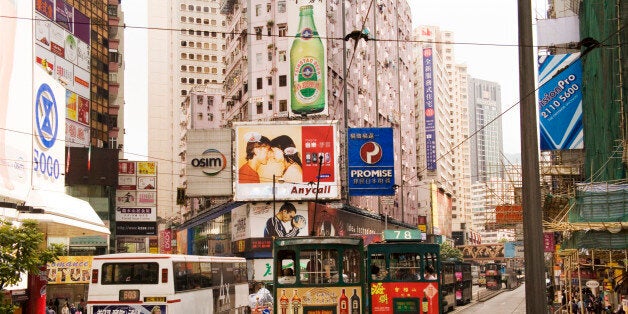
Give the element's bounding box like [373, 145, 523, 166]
[257, 77, 263, 89]
[189, 42, 195, 48]
[278, 24, 287, 37]
[390, 252, 421, 281]
[301, 249, 339, 284]
[255, 4, 261, 16]
[196, 18, 201, 24]
[279, 100, 287, 111]
[101, 262, 159, 285]
[267, 101, 273, 110]
[197, 113, 203, 120]
[180, 16, 186, 22]
[279, 75, 287, 87]
[255, 27, 263, 40]
[180, 4, 186, 10]
[256, 102, 263, 114]
[278, 0, 286, 13]
[268, 51, 273, 61]
[181, 65, 187, 71]
[181, 90, 188, 96]
[267, 76, 272, 86]
[279, 51, 286, 61]
[181, 78, 187, 83]
[267, 3, 271, 12]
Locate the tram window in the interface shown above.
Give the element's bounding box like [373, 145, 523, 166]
[301, 249, 339, 284]
[370, 253, 388, 280]
[423, 252, 438, 280]
[276, 250, 296, 285]
[390, 252, 421, 280]
[342, 249, 361, 283]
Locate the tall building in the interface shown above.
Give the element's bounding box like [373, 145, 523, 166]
[413, 26, 470, 240]
[146, 1, 227, 221]
[468, 78, 503, 183]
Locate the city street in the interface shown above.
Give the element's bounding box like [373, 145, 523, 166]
[453, 284, 526, 314]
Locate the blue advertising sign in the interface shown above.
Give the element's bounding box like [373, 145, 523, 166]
[347, 128, 395, 196]
[423, 48, 437, 170]
[537, 53, 584, 150]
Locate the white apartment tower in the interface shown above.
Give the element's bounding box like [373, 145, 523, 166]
[413, 26, 471, 239]
[146, 1, 227, 219]
[220, 0, 418, 223]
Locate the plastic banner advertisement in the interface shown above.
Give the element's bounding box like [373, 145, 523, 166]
[537, 53, 584, 150]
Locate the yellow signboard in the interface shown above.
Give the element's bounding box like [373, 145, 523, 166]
[47, 256, 93, 284]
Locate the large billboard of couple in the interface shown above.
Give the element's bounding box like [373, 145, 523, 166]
[234, 121, 340, 201]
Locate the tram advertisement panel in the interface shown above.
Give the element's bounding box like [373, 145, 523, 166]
[370, 282, 439, 313]
[92, 304, 166, 314]
[275, 286, 362, 314]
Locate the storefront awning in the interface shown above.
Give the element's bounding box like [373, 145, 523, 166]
[22, 190, 110, 237]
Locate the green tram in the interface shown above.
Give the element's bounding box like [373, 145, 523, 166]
[272, 236, 365, 314]
[272, 232, 445, 314]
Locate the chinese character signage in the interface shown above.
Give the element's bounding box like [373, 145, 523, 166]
[347, 128, 395, 196]
[423, 47, 437, 170]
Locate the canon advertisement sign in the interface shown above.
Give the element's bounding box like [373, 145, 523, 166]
[185, 129, 232, 197]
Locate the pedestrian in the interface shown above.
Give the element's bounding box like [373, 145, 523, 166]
[60, 303, 70, 314]
[46, 306, 56, 314]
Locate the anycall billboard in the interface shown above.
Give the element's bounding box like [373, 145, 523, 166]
[185, 129, 232, 197]
[347, 127, 395, 196]
[233, 121, 340, 201]
[35, 0, 92, 148]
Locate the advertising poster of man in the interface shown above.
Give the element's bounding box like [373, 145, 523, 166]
[234, 122, 340, 201]
[234, 202, 309, 239]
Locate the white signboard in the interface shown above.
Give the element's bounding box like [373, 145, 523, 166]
[185, 129, 232, 197]
[115, 207, 157, 222]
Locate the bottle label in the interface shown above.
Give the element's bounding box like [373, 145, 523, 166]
[293, 57, 322, 104]
[301, 28, 313, 39]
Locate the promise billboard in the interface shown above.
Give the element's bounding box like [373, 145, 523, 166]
[234, 121, 340, 201]
[347, 127, 395, 196]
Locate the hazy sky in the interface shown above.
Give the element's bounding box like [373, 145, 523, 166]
[122, 0, 546, 159]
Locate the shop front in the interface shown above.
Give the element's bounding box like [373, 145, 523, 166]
[45, 256, 93, 312]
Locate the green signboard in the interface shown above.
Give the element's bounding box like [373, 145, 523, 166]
[383, 229, 422, 241]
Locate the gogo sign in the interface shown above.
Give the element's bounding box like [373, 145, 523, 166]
[191, 148, 227, 176]
[34, 83, 61, 180]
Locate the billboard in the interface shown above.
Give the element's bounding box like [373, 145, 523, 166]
[34, 1, 92, 148]
[287, 0, 328, 117]
[32, 66, 66, 192]
[231, 202, 310, 240]
[46, 256, 93, 284]
[347, 128, 395, 196]
[1, 0, 34, 201]
[538, 53, 583, 150]
[115, 207, 157, 222]
[495, 205, 523, 225]
[423, 47, 437, 170]
[234, 121, 340, 201]
[185, 129, 232, 196]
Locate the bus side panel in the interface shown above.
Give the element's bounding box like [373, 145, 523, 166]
[370, 282, 439, 314]
[91, 304, 166, 314]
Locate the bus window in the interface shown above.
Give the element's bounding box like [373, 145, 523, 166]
[369, 253, 388, 280]
[390, 253, 421, 280]
[101, 262, 159, 285]
[276, 250, 296, 285]
[342, 248, 361, 283]
[301, 249, 339, 284]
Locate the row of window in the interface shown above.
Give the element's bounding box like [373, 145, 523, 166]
[180, 41, 222, 50]
[254, 1, 286, 15]
[253, 24, 288, 39]
[180, 53, 222, 62]
[180, 16, 223, 27]
[180, 28, 224, 38]
[180, 65, 225, 75]
[180, 3, 217, 13]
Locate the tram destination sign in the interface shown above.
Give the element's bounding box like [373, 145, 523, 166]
[383, 229, 422, 241]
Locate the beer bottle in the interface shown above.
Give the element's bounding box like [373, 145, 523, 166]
[290, 5, 325, 115]
[422, 291, 429, 314]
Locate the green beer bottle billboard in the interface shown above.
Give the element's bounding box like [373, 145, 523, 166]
[290, 5, 325, 115]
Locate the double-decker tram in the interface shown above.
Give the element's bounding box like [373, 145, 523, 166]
[87, 253, 249, 314]
[454, 262, 472, 305]
[484, 262, 504, 291]
[366, 230, 442, 314]
[272, 236, 365, 314]
[440, 261, 456, 312]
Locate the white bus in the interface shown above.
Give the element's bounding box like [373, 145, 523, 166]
[87, 253, 249, 314]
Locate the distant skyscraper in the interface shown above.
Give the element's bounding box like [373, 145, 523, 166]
[468, 78, 503, 183]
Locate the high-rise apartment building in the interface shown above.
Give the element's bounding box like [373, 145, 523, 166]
[413, 26, 470, 239]
[146, 1, 227, 220]
[468, 78, 503, 183]
[219, 0, 418, 223]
